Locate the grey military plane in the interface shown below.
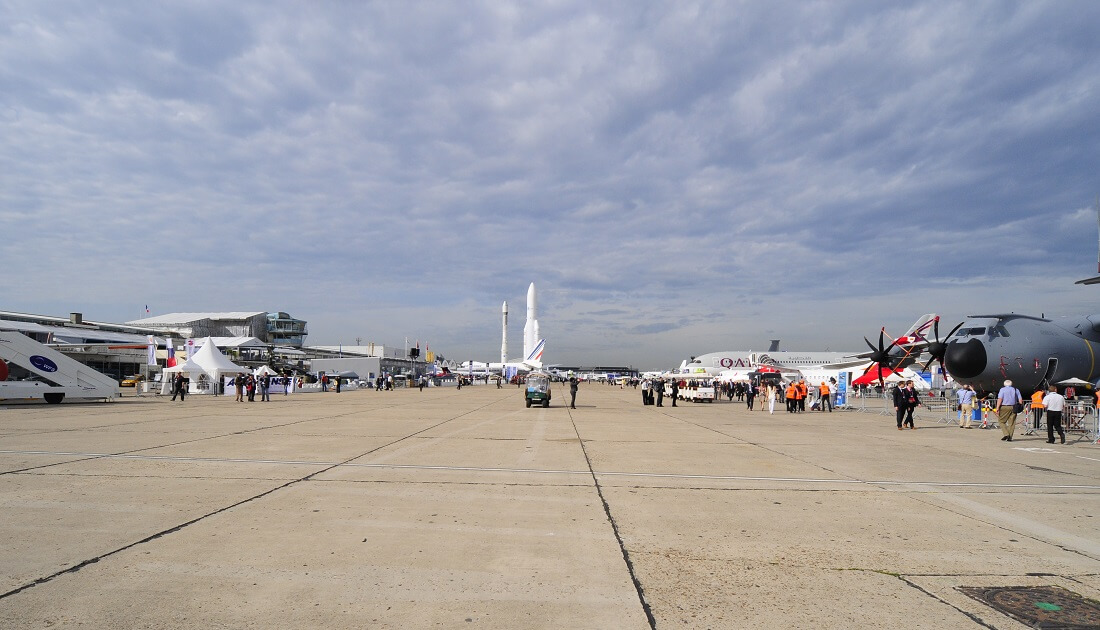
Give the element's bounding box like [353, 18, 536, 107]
[883, 199, 1100, 395]
[941, 314, 1100, 395]
[936, 201, 1100, 394]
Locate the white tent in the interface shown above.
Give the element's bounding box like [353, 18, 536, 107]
[190, 337, 248, 395]
[160, 356, 209, 395]
[253, 365, 279, 377]
[717, 369, 755, 382]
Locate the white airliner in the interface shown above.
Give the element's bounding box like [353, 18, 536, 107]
[674, 315, 937, 379]
[459, 339, 546, 376]
[460, 282, 547, 377]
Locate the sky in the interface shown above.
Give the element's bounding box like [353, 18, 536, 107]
[2, 1, 1099, 370]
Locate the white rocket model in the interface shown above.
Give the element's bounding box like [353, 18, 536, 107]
[501, 301, 508, 363]
[523, 282, 541, 364]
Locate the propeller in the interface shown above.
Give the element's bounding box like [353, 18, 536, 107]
[861, 328, 901, 385]
[920, 317, 964, 373]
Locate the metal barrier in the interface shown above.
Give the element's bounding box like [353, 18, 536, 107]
[839, 390, 1097, 443]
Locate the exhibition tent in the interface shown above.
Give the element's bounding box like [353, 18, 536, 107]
[253, 365, 279, 377]
[159, 356, 208, 395]
[190, 337, 248, 388]
[852, 366, 903, 386]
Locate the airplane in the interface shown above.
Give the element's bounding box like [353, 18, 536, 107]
[940, 314, 1100, 395]
[677, 315, 937, 378]
[457, 338, 547, 376]
[901, 198, 1100, 394]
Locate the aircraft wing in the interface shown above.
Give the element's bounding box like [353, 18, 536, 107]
[821, 358, 875, 369]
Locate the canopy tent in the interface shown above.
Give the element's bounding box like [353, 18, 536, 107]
[190, 337, 247, 394]
[159, 356, 208, 395]
[1056, 377, 1093, 386]
[253, 365, 280, 377]
[717, 369, 755, 382]
[852, 365, 902, 386]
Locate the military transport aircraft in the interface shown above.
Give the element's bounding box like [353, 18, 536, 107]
[875, 200, 1100, 394]
[939, 314, 1100, 394]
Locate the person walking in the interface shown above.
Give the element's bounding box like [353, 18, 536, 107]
[334, 375, 341, 393]
[893, 381, 919, 429]
[171, 372, 186, 402]
[260, 373, 271, 402]
[320, 372, 329, 392]
[641, 378, 650, 405]
[670, 379, 679, 407]
[957, 384, 976, 428]
[245, 374, 256, 402]
[1027, 388, 1045, 435]
[818, 381, 832, 412]
[995, 379, 1023, 442]
[569, 374, 579, 409]
[234, 374, 244, 402]
[1043, 385, 1066, 444]
[655, 379, 664, 407]
[767, 383, 776, 414]
[745, 381, 756, 411]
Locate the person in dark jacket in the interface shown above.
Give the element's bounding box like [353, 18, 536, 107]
[892, 380, 920, 429]
[171, 372, 186, 402]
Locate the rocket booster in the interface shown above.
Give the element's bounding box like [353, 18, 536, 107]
[501, 301, 508, 364]
[523, 282, 540, 361]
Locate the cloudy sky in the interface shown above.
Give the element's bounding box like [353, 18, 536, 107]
[2, 1, 1099, 369]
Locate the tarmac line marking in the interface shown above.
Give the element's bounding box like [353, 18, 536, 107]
[568, 408, 657, 629]
[1077, 456, 1100, 462]
[0, 398, 504, 601]
[4, 450, 1099, 489]
[909, 490, 1100, 560]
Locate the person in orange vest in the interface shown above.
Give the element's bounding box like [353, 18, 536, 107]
[819, 381, 832, 412]
[1027, 389, 1045, 435]
[785, 382, 798, 413]
[797, 379, 809, 412]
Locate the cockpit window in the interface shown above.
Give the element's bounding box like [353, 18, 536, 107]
[954, 327, 986, 337]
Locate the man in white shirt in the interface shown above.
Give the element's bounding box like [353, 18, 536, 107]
[1042, 385, 1066, 444]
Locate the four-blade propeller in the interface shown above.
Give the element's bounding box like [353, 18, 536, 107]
[920, 317, 964, 373]
[861, 328, 900, 385]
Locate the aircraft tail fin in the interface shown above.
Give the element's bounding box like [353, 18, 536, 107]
[524, 339, 545, 368]
[900, 314, 937, 343]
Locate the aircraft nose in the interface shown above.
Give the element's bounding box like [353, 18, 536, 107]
[944, 339, 986, 379]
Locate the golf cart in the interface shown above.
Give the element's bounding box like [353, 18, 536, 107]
[525, 372, 552, 408]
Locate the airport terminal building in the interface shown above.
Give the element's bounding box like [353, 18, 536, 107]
[1, 309, 431, 384]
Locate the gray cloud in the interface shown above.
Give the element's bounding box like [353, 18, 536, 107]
[2, 1, 1099, 369]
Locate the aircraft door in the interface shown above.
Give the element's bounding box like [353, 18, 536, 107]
[1040, 358, 1058, 389]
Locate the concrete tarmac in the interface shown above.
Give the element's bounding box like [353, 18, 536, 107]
[1, 386, 1098, 628]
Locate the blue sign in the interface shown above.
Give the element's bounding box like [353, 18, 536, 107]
[836, 372, 848, 407]
[30, 355, 58, 373]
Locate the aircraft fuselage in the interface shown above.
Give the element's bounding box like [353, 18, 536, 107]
[943, 314, 1100, 395]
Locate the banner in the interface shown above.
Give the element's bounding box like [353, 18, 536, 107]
[146, 335, 157, 366]
[836, 372, 848, 407]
